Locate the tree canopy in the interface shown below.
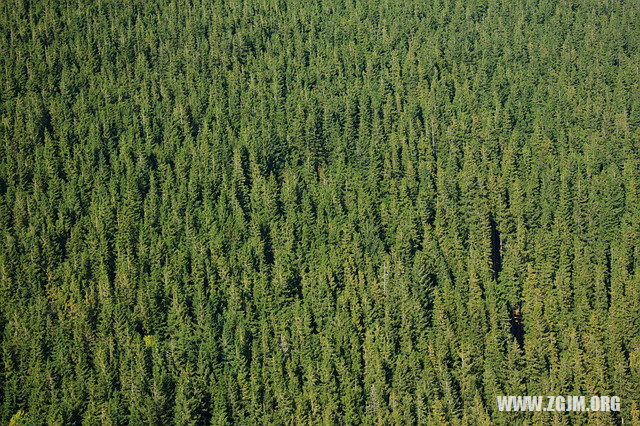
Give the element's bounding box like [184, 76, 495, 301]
[1, 0, 639, 423]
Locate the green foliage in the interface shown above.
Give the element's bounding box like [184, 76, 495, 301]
[1, 0, 639, 423]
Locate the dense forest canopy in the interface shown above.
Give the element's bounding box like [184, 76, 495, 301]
[1, 0, 640, 423]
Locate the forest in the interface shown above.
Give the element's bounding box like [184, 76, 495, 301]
[1, 0, 639, 424]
